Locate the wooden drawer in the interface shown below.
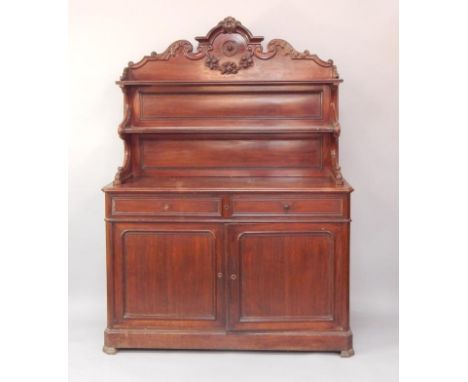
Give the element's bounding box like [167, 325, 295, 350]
[111, 196, 222, 217]
[231, 195, 346, 217]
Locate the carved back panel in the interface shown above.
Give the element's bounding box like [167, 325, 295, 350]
[120, 17, 339, 82]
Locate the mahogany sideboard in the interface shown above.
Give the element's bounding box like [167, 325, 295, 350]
[102, 17, 354, 356]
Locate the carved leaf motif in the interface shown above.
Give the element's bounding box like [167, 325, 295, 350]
[220, 62, 238, 74]
[239, 54, 253, 69]
[219, 16, 241, 33]
[205, 54, 219, 70]
[253, 39, 338, 76]
[155, 40, 205, 60]
[120, 67, 129, 81]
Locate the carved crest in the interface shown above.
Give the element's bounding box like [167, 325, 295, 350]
[120, 16, 339, 80]
[219, 16, 241, 33]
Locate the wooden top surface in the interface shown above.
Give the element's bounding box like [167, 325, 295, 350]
[103, 176, 353, 193]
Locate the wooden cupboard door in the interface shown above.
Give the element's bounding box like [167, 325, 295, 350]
[227, 223, 349, 331]
[111, 223, 225, 329]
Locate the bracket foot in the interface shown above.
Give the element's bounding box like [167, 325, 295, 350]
[340, 348, 355, 358]
[103, 345, 118, 355]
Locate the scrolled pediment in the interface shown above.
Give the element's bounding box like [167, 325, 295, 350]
[119, 16, 339, 82]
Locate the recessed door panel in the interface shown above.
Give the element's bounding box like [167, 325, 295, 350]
[227, 223, 345, 331]
[112, 223, 225, 329]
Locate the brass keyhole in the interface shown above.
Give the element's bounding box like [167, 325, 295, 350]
[283, 203, 290, 211]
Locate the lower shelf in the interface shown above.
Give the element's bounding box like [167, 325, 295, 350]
[104, 327, 353, 354]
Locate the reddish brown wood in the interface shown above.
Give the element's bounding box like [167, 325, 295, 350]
[139, 135, 324, 177]
[138, 90, 323, 120]
[230, 195, 345, 217]
[103, 17, 353, 356]
[112, 195, 223, 217]
[104, 328, 353, 352]
[111, 223, 225, 329]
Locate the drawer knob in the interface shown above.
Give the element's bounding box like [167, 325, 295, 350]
[217, 272, 223, 279]
[163, 203, 170, 211]
[230, 274, 237, 280]
[283, 203, 290, 211]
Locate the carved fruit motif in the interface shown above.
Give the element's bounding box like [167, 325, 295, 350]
[205, 55, 219, 70]
[205, 51, 254, 75]
[220, 61, 239, 74]
[239, 53, 253, 68]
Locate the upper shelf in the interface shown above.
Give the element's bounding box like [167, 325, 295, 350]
[121, 123, 337, 134]
[117, 80, 343, 86]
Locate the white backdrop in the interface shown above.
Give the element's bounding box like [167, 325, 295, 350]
[69, 1, 398, 380]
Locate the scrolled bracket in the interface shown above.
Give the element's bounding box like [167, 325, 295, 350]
[329, 101, 344, 185]
[330, 102, 341, 139]
[113, 91, 132, 186]
[331, 149, 344, 185]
